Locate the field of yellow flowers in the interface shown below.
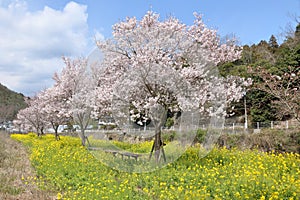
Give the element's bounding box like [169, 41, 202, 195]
[11, 133, 300, 200]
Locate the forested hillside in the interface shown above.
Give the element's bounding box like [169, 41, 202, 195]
[0, 83, 27, 123]
[219, 23, 300, 124]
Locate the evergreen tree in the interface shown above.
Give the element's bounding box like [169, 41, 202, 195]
[295, 23, 300, 39]
[268, 35, 279, 51]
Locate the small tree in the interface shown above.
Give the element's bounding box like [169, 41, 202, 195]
[268, 35, 279, 50]
[16, 96, 48, 136]
[37, 87, 71, 140]
[53, 57, 96, 146]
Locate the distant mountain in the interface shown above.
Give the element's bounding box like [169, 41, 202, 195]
[0, 83, 27, 123]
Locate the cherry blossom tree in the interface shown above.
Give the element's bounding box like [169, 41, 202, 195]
[16, 88, 68, 139]
[94, 11, 251, 162]
[37, 86, 71, 140]
[53, 56, 96, 146]
[15, 56, 97, 144]
[15, 96, 48, 136]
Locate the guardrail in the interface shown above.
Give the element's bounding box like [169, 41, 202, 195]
[4, 120, 299, 135]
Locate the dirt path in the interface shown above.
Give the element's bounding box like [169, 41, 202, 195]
[0, 132, 55, 200]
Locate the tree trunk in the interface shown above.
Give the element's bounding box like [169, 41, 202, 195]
[35, 126, 40, 137]
[40, 127, 44, 135]
[54, 126, 60, 141]
[76, 112, 90, 146]
[149, 107, 168, 162]
[79, 129, 86, 146]
[152, 128, 166, 162]
[52, 123, 60, 141]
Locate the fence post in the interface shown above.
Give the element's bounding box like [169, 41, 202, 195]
[271, 121, 274, 129]
[244, 91, 248, 130]
[286, 121, 289, 129]
[257, 122, 260, 129]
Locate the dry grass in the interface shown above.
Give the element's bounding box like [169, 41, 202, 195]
[217, 128, 300, 153]
[0, 131, 56, 200]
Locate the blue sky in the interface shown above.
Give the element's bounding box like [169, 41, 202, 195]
[26, 0, 300, 44]
[0, 0, 300, 96]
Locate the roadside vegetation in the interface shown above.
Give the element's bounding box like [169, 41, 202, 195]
[0, 132, 55, 200]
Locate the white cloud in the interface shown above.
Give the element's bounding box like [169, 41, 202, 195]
[0, 1, 92, 96]
[94, 29, 105, 41]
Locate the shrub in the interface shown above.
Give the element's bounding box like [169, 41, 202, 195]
[164, 117, 174, 128]
[193, 129, 207, 144]
[162, 130, 176, 142]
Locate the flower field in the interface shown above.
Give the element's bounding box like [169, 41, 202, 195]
[11, 133, 300, 200]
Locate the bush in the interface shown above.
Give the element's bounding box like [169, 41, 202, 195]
[165, 117, 174, 128]
[100, 124, 118, 130]
[162, 130, 176, 142]
[193, 129, 207, 144]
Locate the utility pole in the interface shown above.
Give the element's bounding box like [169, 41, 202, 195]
[244, 92, 248, 130]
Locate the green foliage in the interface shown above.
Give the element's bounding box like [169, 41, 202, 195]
[194, 129, 207, 144]
[218, 62, 248, 78]
[164, 117, 174, 129]
[0, 83, 27, 122]
[268, 35, 279, 50]
[220, 23, 300, 123]
[99, 124, 118, 130]
[162, 130, 176, 142]
[247, 90, 279, 122]
[276, 42, 300, 69]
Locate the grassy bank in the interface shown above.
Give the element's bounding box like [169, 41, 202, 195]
[0, 132, 55, 200]
[217, 129, 300, 153]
